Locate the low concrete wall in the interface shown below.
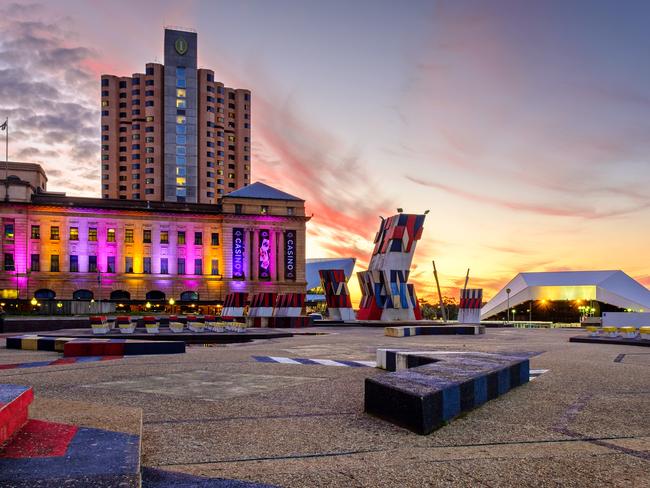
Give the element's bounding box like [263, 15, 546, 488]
[0, 316, 90, 333]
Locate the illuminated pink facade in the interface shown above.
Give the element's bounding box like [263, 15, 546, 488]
[0, 167, 307, 307]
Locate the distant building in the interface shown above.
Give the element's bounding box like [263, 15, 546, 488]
[0, 164, 307, 312]
[101, 27, 251, 204]
[481, 270, 650, 322]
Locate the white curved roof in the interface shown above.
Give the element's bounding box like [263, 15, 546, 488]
[481, 270, 650, 319]
[306, 258, 356, 290]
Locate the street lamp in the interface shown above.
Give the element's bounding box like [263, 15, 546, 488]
[145, 301, 152, 310]
[505, 288, 511, 324]
[30, 297, 37, 306]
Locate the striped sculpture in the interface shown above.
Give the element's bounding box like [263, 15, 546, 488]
[222, 292, 248, 319]
[458, 288, 483, 324]
[357, 213, 426, 321]
[319, 269, 355, 321]
[274, 293, 305, 317]
[248, 292, 277, 317]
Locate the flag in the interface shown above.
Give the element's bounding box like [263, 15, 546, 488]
[0, 119, 6, 131]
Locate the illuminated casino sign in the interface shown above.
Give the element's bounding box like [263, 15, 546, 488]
[284, 230, 296, 281]
[258, 229, 271, 280]
[232, 228, 245, 279]
[175, 37, 188, 55]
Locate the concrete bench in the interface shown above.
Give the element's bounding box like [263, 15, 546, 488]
[385, 325, 485, 337]
[365, 349, 530, 434]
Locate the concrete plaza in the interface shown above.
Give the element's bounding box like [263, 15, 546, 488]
[1, 326, 649, 487]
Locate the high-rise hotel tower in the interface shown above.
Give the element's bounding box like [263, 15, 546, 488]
[101, 28, 251, 203]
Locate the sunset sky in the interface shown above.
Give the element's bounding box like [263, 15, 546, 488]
[1, 0, 650, 305]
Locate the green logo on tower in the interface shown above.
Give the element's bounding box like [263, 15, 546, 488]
[175, 37, 188, 55]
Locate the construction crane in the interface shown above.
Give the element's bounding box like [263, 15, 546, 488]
[432, 260, 447, 322]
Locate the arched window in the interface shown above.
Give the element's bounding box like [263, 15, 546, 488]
[72, 289, 94, 301]
[34, 288, 56, 300]
[180, 291, 199, 301]
[145, 290, 165, 301]
[110, 290, 131, 300]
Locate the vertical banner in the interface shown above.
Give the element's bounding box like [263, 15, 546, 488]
[284, 229, 296, 281]
[258, 228, 271, 280]
[232, 227, 245, 279]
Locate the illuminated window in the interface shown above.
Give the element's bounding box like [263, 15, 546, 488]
[160, 258, 168, 274]
[228, 173, 235, 179]
[146, 115, 154, 122]
[228, 135, 236, 142]
[107, 228, 116, 242]
[160, 231, 169, 244]
[143, 229, 151, 243]
[31, 254, 40, 272]
[125, 228, 134, 243]
[260, 205, 268, 215]
[4, 224, 14, 240]
[176, 177, 186, 186]
[177, 231, 186, 245]
[31, 225, 40, 239]
[50, 226, 60, 241]
[4, 253, 14, 271]
[88, 227, 97, 241]
[176, 88, 186, 98]
[143, 257, 152, 274]
[176, 115, 186, 124]
[70, 255, 79, 272]
[176, 99, 186, 109]
[176, 167, 186, 177]
[69, 227, 79, 241]
[211, 232, 219, 246]
[50, 254, 60, 272]
[101, 100, 108, 107]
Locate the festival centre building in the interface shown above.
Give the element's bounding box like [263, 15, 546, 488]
[0, 163, 308, 313]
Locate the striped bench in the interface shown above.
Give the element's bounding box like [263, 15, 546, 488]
[365, 349, 530, 434]
[385, 325, 485, 337]
[6, 335, 185, 357]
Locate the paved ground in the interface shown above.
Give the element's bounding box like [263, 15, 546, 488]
[1, 326, 649, 487]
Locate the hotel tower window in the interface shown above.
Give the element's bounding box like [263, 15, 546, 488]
[31, 225, 40, 239]
[177, 231, 186, 245]
[143, 229, 151, 243]
[107, 228, 116, 242]
[125, 228, 134, 243]
[4, 223, 14, 240]
[50, 226, 60, 240]
[69, 227, 79, 240]
[211, 232, 219, 246]
[160, 231, 169, 244]
[88, 227, 97, 241]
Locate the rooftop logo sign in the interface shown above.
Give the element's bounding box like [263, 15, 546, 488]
[175, 37, 188, 55]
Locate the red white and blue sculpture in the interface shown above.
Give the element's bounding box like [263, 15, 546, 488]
[357, 213, 426, 321]
[319, 269, 356, 321]
[458, 288, 483, 324]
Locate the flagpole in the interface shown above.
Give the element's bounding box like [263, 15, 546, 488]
[4, 117, 7, 181]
